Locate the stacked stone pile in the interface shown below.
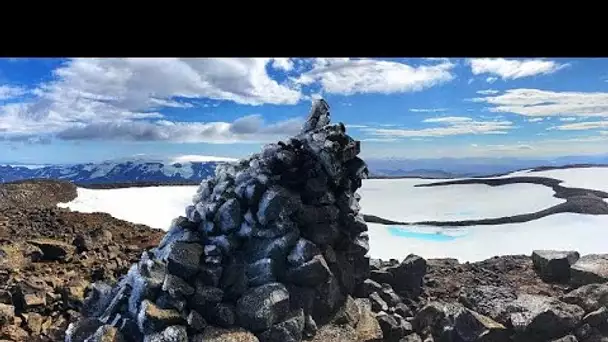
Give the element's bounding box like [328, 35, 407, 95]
[65, 99, 374, 341]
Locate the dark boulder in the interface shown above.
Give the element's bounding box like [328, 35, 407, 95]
[165, 242, 203, 280]
[236, 283, 290, 332]
[532, 250, 580, 282]
[561, 283, 608, 312]
[570, 254, 608, 286]
[258, 309, 305, 342]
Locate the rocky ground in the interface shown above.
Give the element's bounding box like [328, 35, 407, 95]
[0, 179, 607, 341]
[0, 180, 166, 341]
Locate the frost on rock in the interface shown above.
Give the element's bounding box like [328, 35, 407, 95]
[67, 99, 371, 342]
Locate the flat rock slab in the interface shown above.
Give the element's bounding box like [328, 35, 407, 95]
[532, 250, 580, 282]
[570, 254, 608, 286]
[561, 283, 608, 313]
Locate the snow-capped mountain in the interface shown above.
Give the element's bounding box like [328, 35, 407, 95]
[0, 158, 236, 184]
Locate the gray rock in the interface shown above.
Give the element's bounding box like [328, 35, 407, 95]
[143, 325, 188, 342]
[162, 274, 194, 299]
[303, 222, 340, 246]
[358, 278, 383, 298]
[561, 283, 608, 312]
[509, 294, 584, 340]
[137, 300, 185, 335]
[236, 283, 290, 332]
[207, 235, 238, 256]
[370, 270, 393, 285]
[582, 306, 608, 327]
[186, 310, 207, 332]
[287, 238, 321, 267]
[245, 181, 265, 206]
[191, 283, 224, 310]
[332, 295, 361, 327]
[393, 303, 413, 319]
[400, 334, 423, 342]
[552, 336, 579, 342]
[198, 265, 223, 288]
[452, 306, 508, 342]
[86, 325, 124, 342]
[312, 275, 344, 323]
[257, 188, 288, 225]
[215, 198, 242, 234]
[245, 231, 299, 262]
[532, 250, 580, 282]
[386, 254, 427, 298]
[0, 303, 14, 325]
[246, 258, 277, 287]
[379, 285, 402, 308]
[354, 298, 383, 342]
[206, 302, 236, 328]
[82, 282, 114, 318]
[459, 285, 518, 324]
[286, 254, 332, 287]
[309, 324, 358, 342]
[303, 314, 318, 339]
[570, 254, 608, 286]
[193, 326, 260, 342]
[370, 292, 388, 313]
[165, 242, 203, 280]
[258, 309, 305, 342]
[376, 312, 411, 342]
[254, 218, 297, 239]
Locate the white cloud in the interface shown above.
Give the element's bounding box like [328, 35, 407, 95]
[294, 58, 455, 96]
[0, 58, 309, 142]
[362, 117, 513, 138]
[527, 117, 544, 122]
[0, 85, 27, 100]
[471, 144, 534, 152]
[271, 58, 294, 72]
[55, 115, 305, 144]
[476, 89, 499, 95]
[422, 116, 472, 123]
[549, 120, 608, 131]
[486, 77, 498, 84]
[468, 58, 568, 80]
[409, 108, 447, 113]
[559, 117, 578, 122]
[472, 88, 608, 117]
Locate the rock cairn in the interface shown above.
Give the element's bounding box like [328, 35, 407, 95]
[65, 99, 372, 341]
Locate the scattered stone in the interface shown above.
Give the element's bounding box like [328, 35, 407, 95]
[570, 254, 608, 286]
[0, 304, 14, 325]
[386, 254, 427, 297]
[354, 298, 383, 342]
[309, 323, 358, 342]
[561, 283, 608, 312]
[582, 306, 608, 327]
[532, 250, 580, 282]
[369, 292, 388, 313]
[332, 295, 360, 327]
[27, 238, 74, 261]
[144, 325, 188, 342]
[194, 326, 260, 342]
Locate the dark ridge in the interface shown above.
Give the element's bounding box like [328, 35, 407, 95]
[76, 180, 202, 189]
[364, 175, 608, 227]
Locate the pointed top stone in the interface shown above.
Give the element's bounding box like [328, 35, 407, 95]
[302, 99, 331, 133]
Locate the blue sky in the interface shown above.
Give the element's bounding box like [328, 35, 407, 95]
[1, 57, 608, 164]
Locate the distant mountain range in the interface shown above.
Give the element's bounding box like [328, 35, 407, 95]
[2, 154, 608, 184]
[0, 160, 222, 184]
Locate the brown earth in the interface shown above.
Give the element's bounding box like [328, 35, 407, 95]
[0, 180, 165, 341]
